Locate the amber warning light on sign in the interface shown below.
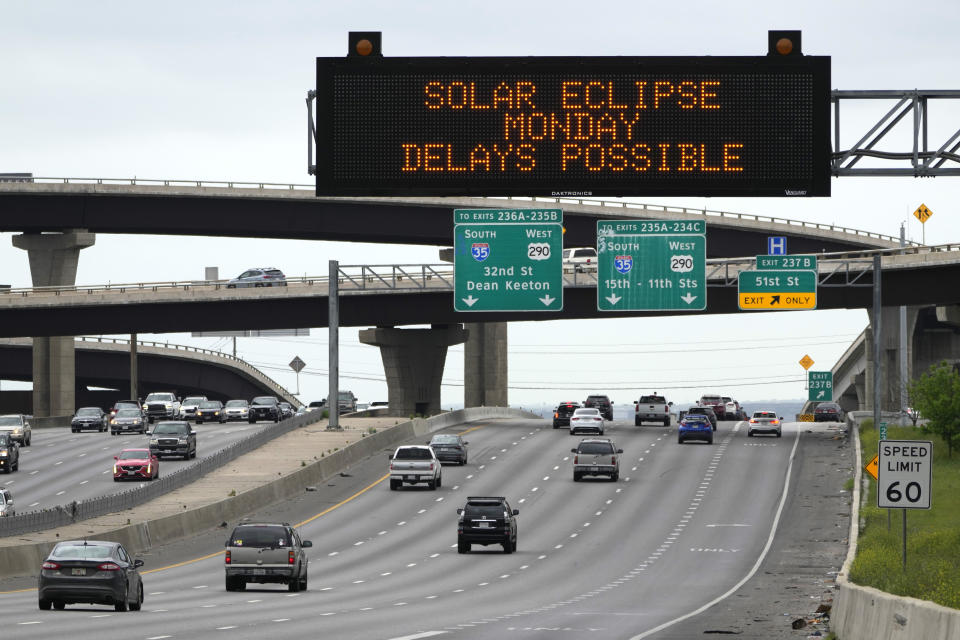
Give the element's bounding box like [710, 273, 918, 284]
[315, 55, 831, 198]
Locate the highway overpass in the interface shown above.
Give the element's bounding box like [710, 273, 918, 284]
[0, 336, 299, 416]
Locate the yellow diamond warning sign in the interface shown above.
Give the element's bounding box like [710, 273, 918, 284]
[865, 453, 879, 481]
[799, 354, 815, 370]
[913, 203, 933, 224]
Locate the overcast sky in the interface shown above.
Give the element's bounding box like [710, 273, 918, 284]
[2, 1, 959, 409]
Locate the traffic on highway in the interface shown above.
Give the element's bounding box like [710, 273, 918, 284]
[0, 400, 848, 639]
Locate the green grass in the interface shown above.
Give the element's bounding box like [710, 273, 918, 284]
[849, 422, 960, 609]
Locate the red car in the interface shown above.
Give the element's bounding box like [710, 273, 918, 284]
[113, 448, 159, 482]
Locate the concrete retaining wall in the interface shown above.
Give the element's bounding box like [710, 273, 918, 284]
[0, 406, 538, 579]
[832, 415, 960, 639]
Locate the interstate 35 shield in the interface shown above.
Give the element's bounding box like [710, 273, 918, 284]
[471, 243, 490, 262]
[614, 255, 633, 274]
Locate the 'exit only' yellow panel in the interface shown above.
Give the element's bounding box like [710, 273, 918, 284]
[739, 292, 816, 310]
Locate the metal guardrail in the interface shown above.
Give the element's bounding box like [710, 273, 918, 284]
[0, 411, 327, 538]
[4, 176, 915, 246]
[4, 243, 959, 300]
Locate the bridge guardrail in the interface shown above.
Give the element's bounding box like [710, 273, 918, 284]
[0, 411, 325, 538]
[5, 176, 917, 246]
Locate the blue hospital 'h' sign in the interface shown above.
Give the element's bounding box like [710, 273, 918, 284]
[768, 236, 787, 255]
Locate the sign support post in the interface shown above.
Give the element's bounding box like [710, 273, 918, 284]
[328, 260, 340, 431]
[873, 254, 882, 434]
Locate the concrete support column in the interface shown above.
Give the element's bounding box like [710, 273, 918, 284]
[359, 325, 467, 417]
[463, 322, 508, 408]
[130, 333, 139, 401]
[867, 305, 921, 413]
[12, 230, 95, 418]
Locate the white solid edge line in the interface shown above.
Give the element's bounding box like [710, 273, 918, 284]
[386, 632, 449, 640]
[629, 427, 802, 640]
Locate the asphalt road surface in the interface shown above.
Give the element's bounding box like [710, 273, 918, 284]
[1, 421, 278, 514]
[0, 416, 848, 639]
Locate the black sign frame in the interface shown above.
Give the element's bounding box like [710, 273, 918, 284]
[315, 55, 831, 197]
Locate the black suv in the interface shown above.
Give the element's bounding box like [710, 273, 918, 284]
[552, 401, 580, 429]
[681, 405, 717, 430]
[457, 496, 519, 554]
[584, 395, 614, 421]
[249, 396, 281, 423]
[149, 421, 197, 459]
[0, 433, 20, 474]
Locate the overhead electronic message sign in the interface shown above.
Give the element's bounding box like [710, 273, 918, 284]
[315, 56, 830, 198]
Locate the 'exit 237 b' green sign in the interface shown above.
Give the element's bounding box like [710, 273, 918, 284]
[808, 370, 833, 402]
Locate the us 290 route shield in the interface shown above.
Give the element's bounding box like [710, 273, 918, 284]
[454, 209, 563, 312]
[597, 220, 706, 311]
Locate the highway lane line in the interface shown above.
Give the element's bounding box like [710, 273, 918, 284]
[629, 427, 802, 640]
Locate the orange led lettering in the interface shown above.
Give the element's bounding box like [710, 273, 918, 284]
[653, 82, 674, 109]
[526, 113, 548, 141]
[658, 143, 671, 171]
[516, 144, 536, 171]
[585, 81, 606, 109]
[701, 81, 720, 109]
[678, 143, 697, 171]
[634, 81, 649, 109]
[504, 113, 524, 140]
[631, 144, 651, 171]
[490, 144, 514, 171]
[700, 144, 721, 171]
[401, 144, 421, 171]
[594, 114, 617, 141]
[677, 82, 698, 109]
[447, 82, 468, 109]
[424, 82, 444, 109]
[561, 144, 581, 170]
[606, 82, 628, 109]
[617, 112, 640, 139]
[561, 81, 581, 109]
[723, 143, 744, 171]
[607, 144, 628, 171]
[516, 82, 537, 109]
[470, 145, 491, 172]
[584, 144, 605, 171]
[492, 83, 514, 110]
[571, 113, 592, 141]
[423, 144, 445, 171]
[468, 82, 491, 109]
[550, 112, 570, 140]
[445, 144, 467, 172]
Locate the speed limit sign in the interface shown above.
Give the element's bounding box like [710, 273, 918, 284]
[878, 440, 932, 509]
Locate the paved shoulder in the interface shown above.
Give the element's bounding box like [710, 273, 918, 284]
[653, 423, 851, 639]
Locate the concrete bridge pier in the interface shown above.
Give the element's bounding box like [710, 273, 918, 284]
[864, 305, 920, 413]
[12, 230, 95, 418]
[463, 322, 508, 408]
[359, 324, 467, 417]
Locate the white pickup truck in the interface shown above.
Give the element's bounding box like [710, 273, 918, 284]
[635, 394, 672, 427]
[389, 445, 442, 490]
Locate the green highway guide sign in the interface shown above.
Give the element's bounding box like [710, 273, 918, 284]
[454, 209, 563, 312]
[738, 269, 817, 310]
[757, 254, 818, 270]
[596, 220, 706, 312]
[808, 370, 833, 402]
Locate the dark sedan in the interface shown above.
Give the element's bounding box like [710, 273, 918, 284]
[71, 407, 107, 433]
[814, 402, 845, 422]
[195, 400, 226, 424]
[0, 433, 20, 474]
[110, 408, 147, 435]
[38, 540, 144, 611]
[428, 433, 468, 465]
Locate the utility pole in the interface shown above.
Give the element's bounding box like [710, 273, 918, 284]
[899, 224, 908, 424]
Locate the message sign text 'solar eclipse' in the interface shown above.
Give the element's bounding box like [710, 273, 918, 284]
[315, 56, 830, 197]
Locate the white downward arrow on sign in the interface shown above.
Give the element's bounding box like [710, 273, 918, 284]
[539, 295, 556, 306]
[462, 295, 479, 307]
[680, 293, 697, 305]
[606, 294, 622, 305]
